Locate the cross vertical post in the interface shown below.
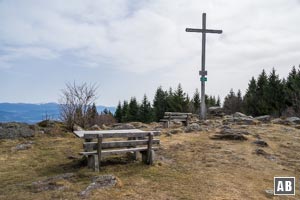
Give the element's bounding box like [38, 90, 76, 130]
[186, 13, 222, 120]
[201, 13, 206, 120]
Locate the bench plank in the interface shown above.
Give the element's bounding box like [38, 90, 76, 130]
[81, 131, 160, 139]
[80, 147, 159, 156]
[84, 139, 160, 150]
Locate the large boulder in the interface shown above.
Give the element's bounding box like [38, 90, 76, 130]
[223, 113, 258, 125]
[0, 122, 35, 139]
[285, 117, 300, 124]
[233, 112, 248, 118]
[79, 175, 119, 197]
[255, 115, 271, 123]
[207, 106, 225, 117]
[210, 128, 248, 141]
[184, 123, 202, 133]
[112, 123, 135, 130]
[31, 173, 75, 193]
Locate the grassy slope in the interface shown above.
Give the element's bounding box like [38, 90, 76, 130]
[0, 124, 300, 200]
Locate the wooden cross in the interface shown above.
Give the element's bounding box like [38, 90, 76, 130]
[186, 13, 222, 119]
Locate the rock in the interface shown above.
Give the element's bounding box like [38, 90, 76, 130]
[220, 125, 231, 129]
[286, 117, 300, 124]
[255, 115, 271, 123]
[207, 106, 225, 117]
[112, 123, 135, 130]
[90, 124, 101, 130]
[254, 148, 275, 161]
[253, 139, 268, 147]
[130, 122, 149, 129]
[32, 173, 74, 193]
[13, 141, 34, 151]
[265, 189, 274, 196]
[79, 175, 118, 197]
[294, 125, 300, 129]
[223, 114, 258, 125]
[169, 128, 182, 134]
[271, 118, 284, 125]
[233, 112, 248, 118]
[100, 124, 109, 130]
[0, 122, 35, 139]
[210, 129, 248, 141]
[184, 123, 202, 133]
[73, 124, 84, 131]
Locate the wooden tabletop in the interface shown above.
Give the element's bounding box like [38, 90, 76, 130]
[73, 129, 151, 138]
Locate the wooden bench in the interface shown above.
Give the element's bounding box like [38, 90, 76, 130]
[73, 129, 160, 172]
[160, 112, 192, 128]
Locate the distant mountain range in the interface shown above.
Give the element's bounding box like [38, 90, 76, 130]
[0, 103, 116, 124]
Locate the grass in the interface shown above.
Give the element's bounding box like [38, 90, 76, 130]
[0, 123, 300, 199]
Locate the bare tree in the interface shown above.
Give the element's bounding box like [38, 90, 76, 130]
[59, 82, 98, 131]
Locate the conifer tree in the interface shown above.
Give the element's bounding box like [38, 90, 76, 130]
[114, 101, 122, 123]
[193, 88, 201, 114]
[128, 97, 139, 121]
[243, 77, 258, 115]
[153, 86, 167, 121]
[121, 100, 129, 122]
[256, 70, 269, 115]
[139, 94, 153, 123]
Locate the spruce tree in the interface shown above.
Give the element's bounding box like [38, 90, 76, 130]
[114, 101, 122, 123]
[139, 94, 153, 123]
[266, 68, 285, 116]
[121, 100, 129, 122]
[243, 77, 258, 115]
[128, 97, 139, 122]
[193, 88, 201, 114]
[153, 86, 167, 121]
[256, 69, 269, 115]
[173, 84, 187, 112]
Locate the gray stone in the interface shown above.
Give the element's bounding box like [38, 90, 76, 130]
[169, 128, 182, 134]
[112, 123, 135, 130]
[210, 129, 248, 141]
[90, 124, 101, 130]
[79, 175, 118, 197]
[271, 118, 284, 125]
[253, 139, 268, 147]
[32, 173, 74, 193]
[255, 115, 271, 123]
[254, 148, 276, 161]
[184, 123, 202, 133]
[207, 106, 225, 117]
[130, 122, 149, 129]
[0, 122, 35, 139]
[265, 189, 274, 195]
[233, 112, 248, 118]
[73, 124, 84, 131]
[13, 141, 34, 151]
[286, 117, 300, 124]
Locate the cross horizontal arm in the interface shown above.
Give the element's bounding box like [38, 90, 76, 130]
[186, 28, 222, 34]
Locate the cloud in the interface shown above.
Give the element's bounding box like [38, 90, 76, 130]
[1, 0, 300, 104]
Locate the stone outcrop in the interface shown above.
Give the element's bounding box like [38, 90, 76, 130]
[0, 122, 35, 139]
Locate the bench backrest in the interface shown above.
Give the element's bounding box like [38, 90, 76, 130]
[82, 131, 160, 151]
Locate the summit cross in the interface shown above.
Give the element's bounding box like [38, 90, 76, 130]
[186, 13, 222, 119]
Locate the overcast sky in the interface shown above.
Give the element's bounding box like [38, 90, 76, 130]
[1, 0, 300, 106]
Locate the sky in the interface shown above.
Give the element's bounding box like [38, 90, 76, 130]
[1, 0, 300, 107]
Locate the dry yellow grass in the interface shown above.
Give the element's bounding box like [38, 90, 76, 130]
[0, 123, 300, 199]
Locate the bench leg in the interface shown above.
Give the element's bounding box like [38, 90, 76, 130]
[94, 155, 99, 172]
[163, 121, 169, 128]
[87, 155, 100, 172]
[141, 150, 155, 165]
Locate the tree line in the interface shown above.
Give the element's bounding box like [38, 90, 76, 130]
[114, 84, 220, 123]
[223, 65, 300, 117]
